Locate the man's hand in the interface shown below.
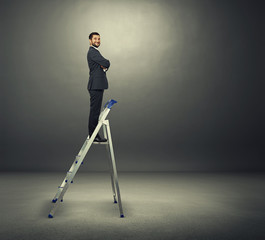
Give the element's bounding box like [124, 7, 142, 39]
[101, 65, 108, 72]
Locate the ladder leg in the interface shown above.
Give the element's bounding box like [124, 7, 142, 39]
[105, 120, 124, 218]
[103, 123, 117, 203]
[49, 118, 106, 218]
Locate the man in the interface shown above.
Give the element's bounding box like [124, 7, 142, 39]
[87, 32, 110, 142]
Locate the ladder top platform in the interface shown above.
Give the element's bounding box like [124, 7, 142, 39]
[104, 99, 117, 109]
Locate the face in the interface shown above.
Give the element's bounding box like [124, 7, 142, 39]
[90, 35, 100, 48]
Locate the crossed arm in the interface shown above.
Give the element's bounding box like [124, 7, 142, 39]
[90, 49, 110, 72]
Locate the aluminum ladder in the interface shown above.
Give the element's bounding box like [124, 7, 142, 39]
[48, 99, 124, 218]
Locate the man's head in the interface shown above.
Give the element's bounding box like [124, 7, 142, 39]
[89, 32, 100, 48]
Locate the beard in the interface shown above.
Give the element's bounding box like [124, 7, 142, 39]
[92, 43, 100, 48]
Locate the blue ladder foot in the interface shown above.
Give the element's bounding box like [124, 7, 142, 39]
[52, 198, 57, 203]
[61, 199, 63, 202]
[114, 200, 117, 204]
[48, 214, 53, 218]
[120, 214, 125, 218]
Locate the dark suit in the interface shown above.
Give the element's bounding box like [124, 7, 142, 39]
[87, 46, 110, 135]
[87, 46, 110, 90]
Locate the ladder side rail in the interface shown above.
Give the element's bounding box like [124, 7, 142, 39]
[50, 123, 103, 217]
[49, 107, 111, 217]
[53, 108, 111, 200]
[52, 120, 104, 203]
[103, 122, 117, 203]
[105, 120, 124, 217]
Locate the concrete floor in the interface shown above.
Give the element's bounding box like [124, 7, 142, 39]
[0, 172, 265, 240]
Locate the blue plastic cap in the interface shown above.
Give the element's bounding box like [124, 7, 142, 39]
[104, 99, 117, 109]
[52, 198, 58, 203]
[120, 214, 125, 218]
[48, 214, 53, 218]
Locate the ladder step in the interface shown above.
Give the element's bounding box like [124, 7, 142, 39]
[93, 142, 109, 145]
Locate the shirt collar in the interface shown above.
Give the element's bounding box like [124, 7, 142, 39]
[90, 45, 99, 51]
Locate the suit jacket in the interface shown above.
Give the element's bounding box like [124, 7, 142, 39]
[87, 46, 110, 90]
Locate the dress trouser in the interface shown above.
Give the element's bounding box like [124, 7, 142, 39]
[88, 89, 104, 136]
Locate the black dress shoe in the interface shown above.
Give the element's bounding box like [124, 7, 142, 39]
[94, 135, 107, 142]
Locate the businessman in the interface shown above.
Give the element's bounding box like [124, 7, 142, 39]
[87, 32, 110, 142]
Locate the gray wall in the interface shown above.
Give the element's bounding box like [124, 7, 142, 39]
[1, 0, 264, 172]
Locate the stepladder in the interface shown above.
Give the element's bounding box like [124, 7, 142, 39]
[48, 99, 124, 218]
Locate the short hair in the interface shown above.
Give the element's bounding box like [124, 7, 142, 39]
[89, 32, 100, 40]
